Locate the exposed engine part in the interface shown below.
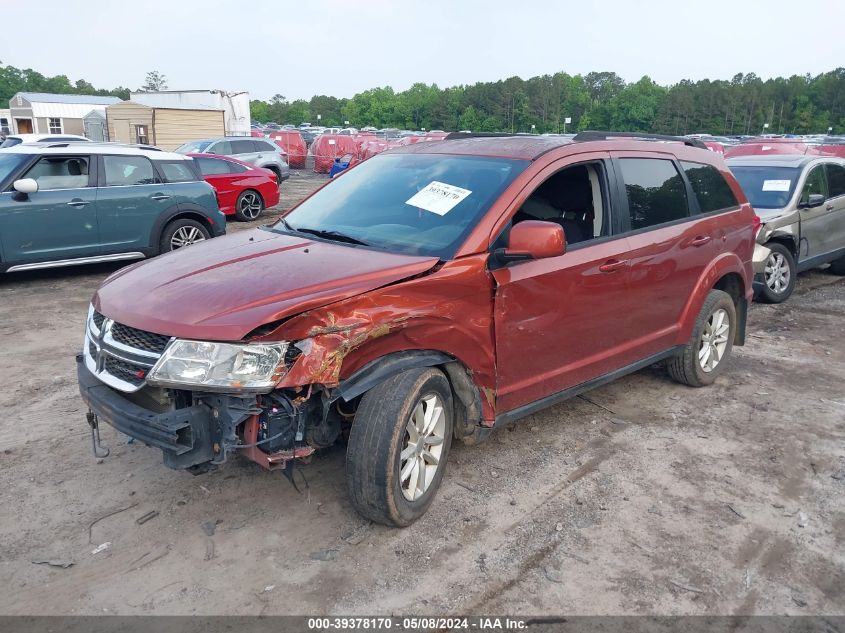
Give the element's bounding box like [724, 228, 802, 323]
[256, 393, 301, 454]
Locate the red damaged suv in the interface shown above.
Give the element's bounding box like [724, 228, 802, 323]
[78, 132, 755, 526]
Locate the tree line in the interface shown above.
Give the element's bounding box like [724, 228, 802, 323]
[1, 61, 842, 136]
[251, 69, 845, 136]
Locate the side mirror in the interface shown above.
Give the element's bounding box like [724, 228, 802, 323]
[800, 193, 825, 209]
[13, 178, 38, 195]
[496, 220, 566, 265]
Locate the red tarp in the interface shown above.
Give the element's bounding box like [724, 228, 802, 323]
[268, 130, 307, 168]
[310, 135, 359, 173]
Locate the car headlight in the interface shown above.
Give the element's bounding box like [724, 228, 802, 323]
[146, 339, 289, 392]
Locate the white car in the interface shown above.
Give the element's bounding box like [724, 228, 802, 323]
[0, 133, 92, 149]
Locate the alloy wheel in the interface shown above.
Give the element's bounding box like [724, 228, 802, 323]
[170, 226, 206, 249]
[698, 308, 730, 373]
[399, 393, 446, 501]
[764, 252, 790, 294]
[239, 192, 262, 220]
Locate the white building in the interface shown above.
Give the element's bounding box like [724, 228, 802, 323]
[8, 92, 122, 135]
[129, 90, 250, 136]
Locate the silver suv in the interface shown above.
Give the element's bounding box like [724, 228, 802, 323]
[175, 137, 289, 182]
[728, 155, 845, 302]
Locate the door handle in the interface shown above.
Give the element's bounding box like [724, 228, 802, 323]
[66, 200, 90, 207]
[690, 235, 712, 247]
[598, 259, 628, 273]
[151, 194, 171, 201]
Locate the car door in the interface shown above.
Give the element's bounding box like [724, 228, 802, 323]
[492, 153, 636, 413]
[95, 154, 176, 253]
[796, 163, 831, 262]
[823, 162, 845, 257]
[0, 154, 99, 265]
[230, 139, 259, 166]
[195, 156, 239, 213]
[610, 153, 719, 360]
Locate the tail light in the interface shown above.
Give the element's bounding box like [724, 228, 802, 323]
[751, 213, 761, 238]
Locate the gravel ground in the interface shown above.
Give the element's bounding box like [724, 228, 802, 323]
[0, 167, 842, 616]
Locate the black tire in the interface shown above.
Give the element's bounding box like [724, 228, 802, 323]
[346, 367, 454, 527]
[159, 218, 211, 253]
[667, 289, 736, 388]
[828, 253, 845, 276]
[757, 242, 796, 303]
[234, 189, 264, 222]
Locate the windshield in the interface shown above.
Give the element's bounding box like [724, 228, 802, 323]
[0, 137, 23, 148]
[728, 165, 800, 209]
[0, 153, 30, 182]
[175, 140, 214, 154]
[274, 153, 529, 259]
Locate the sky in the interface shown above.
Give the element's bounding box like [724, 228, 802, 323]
[3, 0, 844, 101]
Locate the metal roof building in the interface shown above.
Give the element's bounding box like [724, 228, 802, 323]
[8, 92, 123, 136]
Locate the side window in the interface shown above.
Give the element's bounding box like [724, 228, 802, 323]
[826, 164, 845, 198]
[195, 157, 230, 176]
[256, 141, 276, 152]
[800, 166, 828, 204]
[209, 140, 232, 155]
[681, 161, 739, 213]
[24, 156, 90, 190]
[158, 161, 196, 183]
[231, 140, 255, 154]
[227, 160, 249, 174]
[619, 158, 689, 231]
[513, 162, 608, 245]
[103, 155, 157, 186]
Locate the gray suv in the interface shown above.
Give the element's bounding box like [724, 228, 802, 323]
[728, 155, 845, 302]
[175, 137, 290, 182]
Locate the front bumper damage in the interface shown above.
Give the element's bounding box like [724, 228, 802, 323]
[751, 242, 772, 296]
[76, 354, 315, 471]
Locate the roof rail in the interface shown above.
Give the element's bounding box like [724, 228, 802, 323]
[573, 131, 708, 150]
[444, 132, 518, 140]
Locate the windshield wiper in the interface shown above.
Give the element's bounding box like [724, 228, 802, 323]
[291, 226, 370, 246]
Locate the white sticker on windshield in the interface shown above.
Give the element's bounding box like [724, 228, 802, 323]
[762, 179, 791, 192]
[405, 181, 472, 216]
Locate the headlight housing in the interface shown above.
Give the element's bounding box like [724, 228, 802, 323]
[146, 339, 289, 392]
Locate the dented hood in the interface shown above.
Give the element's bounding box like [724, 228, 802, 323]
[93, 228, 439, 340]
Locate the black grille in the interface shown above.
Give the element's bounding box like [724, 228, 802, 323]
[92, 310, 105, 329]
[111, 323, 170, 354]
[88, 340, 98, 360]
[103, 355, 147, 387]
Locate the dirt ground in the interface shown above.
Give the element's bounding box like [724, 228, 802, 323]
[0, 168, 843, 617]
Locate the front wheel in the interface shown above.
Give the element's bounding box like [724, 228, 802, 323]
[234, 189, 264, 221]
[667, 289, 736, 387]
[758, 243, 796, 303]
[346, 368, 453, 527]
[160, 218, 210, 253]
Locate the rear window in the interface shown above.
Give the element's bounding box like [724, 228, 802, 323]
[681, 161, 739, 213]
[827, 163, 845, 198]
[231, 140, 255, 154]
[103, 155, 157, 186]
[0, 137, 22, 148]
[158, 161, 196, 183]
[619, 158, 689, 230]
[728, 165, 800, 209]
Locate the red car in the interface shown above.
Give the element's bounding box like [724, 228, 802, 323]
[189, 153, 280, 221]
[80, 132, 754, 527]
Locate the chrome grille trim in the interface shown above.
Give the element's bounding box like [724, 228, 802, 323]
[84, 305, 172, 393]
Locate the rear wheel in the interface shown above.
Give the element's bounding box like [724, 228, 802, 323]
[758, 242, 796, 303]
[234, 190, 264, 221]
[346, 368, 453, 527]
[160, 218, 210, 253]
[668, 289, 736, 387]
